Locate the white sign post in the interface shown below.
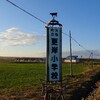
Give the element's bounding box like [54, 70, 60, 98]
[46, 13, 62, 82]
[49, 27, 61, 81]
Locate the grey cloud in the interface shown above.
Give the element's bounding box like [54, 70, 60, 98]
[0, 27, 45, 46]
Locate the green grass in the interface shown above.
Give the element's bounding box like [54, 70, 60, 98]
[62, 63, 89, 75]
[0, 63, 90, 92]
[0, 63, 45, 90]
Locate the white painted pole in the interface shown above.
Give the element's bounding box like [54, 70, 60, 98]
[69, 31, 72, 75]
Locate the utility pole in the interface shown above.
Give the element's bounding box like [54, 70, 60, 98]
[69, 31, 73, 75]
[89, 52, 94, 68]
[91, 52, 93, 68]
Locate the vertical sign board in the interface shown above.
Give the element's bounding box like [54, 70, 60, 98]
[47, 27, 62, 82]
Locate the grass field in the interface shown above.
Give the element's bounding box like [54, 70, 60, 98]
[0, 63, 45, 90]
[0, 62, 90, 93]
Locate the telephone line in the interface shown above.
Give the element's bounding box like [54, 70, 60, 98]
[62, 32, 92, 54]
[6, 0, 47, 24]
[6, 0, 93, 55]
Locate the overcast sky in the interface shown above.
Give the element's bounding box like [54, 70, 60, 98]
[0, 0, 100, 58]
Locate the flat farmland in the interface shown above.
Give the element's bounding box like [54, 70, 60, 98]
[0, 63, 89, 90]
[0, 63, 45, 90]
[0, 62, 95, 99]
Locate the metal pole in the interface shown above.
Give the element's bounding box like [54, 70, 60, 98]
[91, 52, 93, 68]
[69, 31, 72, 75]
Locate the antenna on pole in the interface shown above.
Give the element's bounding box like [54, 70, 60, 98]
[50, 12, 57, 20]
[46, 12, 62, 27]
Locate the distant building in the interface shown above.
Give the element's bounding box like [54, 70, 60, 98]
[15, 57, 45, 63]
[64, 56, 80, 63]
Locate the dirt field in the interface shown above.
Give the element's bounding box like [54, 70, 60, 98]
[64, 68, 100, 100]
[85, 81, 100, 100]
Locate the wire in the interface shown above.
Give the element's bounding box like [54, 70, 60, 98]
[6, 0, 47, 24]
[6, 0, 94, 56]
[62, 32, 69, 37]
[71, 37, 91, 53]
[62, 32, 92, 54]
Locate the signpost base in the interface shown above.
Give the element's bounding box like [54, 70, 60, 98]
[40, 79, 65, 100]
